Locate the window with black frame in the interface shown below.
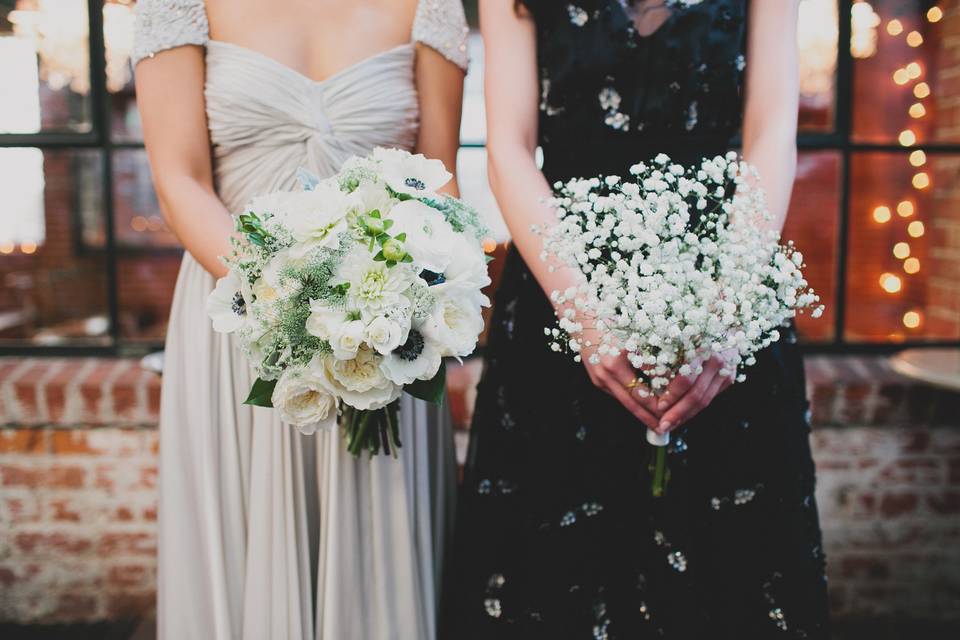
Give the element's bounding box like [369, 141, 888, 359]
[0, 0, 956, 355]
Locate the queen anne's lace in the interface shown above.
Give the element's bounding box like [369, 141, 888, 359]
[413, 0, 470, 71]
[132, 0, 209, 67]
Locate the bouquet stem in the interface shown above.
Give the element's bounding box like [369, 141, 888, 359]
[646, 429, 670, 498]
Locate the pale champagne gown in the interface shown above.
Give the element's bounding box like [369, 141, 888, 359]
[132, 2, 468, 638]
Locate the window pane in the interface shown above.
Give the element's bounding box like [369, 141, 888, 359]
[111, 149, 181, 342]
[784, 152, 841, 342]
[852, 0, 960, 143]
[460, 32, 485, 145]
[846, 151, 959, 341]
[456, 146, 509, 243]
[798, 0, 838, 132]
[105, 0, 141, 142]
[0, 148, 110, 346]
[0, 0, 92, 133]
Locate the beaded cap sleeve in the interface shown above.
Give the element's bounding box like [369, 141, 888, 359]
[412, 0, 470, 71]
[132, 0, 209, 67]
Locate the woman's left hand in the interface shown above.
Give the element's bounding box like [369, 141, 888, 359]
[651, 355, 736, 435]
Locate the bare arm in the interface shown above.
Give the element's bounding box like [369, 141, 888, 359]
[741, 0, 801, 231]
[135, 47, 233, 278]
[481, 0, 659, 429]
[415, 45, 466, 197]
[656, 0, 801, 433]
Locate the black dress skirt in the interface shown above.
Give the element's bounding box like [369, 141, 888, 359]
[444, 1, 831, 638]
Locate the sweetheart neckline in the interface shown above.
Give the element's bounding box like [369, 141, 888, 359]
[206, 40, 415, 86]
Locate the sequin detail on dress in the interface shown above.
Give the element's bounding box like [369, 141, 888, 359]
[131, 0, 208, 66]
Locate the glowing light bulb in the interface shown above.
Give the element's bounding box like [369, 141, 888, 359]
[904, 257, 920, 274]
[897, 201, 915, 217]
[908, 221, 925, 237]
[912, 172, 930, 189]
[880, 273, 902, 293]
[893, 69, 910, 85]
[899, 130, 917, 146]
[907, 31, 924, 47]
[0, 242, 14, 254]
[909, 150, 927, 167]
[482, 237, 497, 253]
[131, 216, 148, 232]
[909, 103, 927, 118]
[928, 7, 943, 23]
[903, 311, 921, 328]
[20, 242, 37, 255]
[873, 205, 892, 223]
[893, 242, 911, 259]
[887, 19, 904, 35]
[914, 82, 931, 99]
[906, 62, 923, 79]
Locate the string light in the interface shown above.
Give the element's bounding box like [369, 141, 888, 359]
[0, 242, 14, 254]
[905, 62, 923, 79]
[908, 221, 925, 237]
[893, 68, 910, 84]
[897, 200, 915, 217]
[927, 6, 943, 23]
[20, 242, 37, 255]
[886, 19, 904, 35]
[906, 31, 924, 47]
[912, 172, 930, 189]
[914, 82, 930, 98]
[873, 205, 892, 223]
[898, 129, 917, 146]
[482, 237, 497, 253]
[904, 257, 920, 274]
[909, 103, 926, 118]
[131, 216, 148, 232]
[909, 150, 927, 166]
[893, 242, 911, 259]
[880, 273, 903, 293]
[902, 311, 922, 328]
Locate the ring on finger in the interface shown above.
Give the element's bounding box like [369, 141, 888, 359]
[625, 377, 641, 389]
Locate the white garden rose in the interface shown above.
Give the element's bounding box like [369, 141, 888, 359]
[364, 316, 405, 355]
[374, 147, 451, 197]
[388, 199, 457, 273]
[318, 347, 401, 411]
[207, 271, 249, 333]
[423, 294, 485, 358]
[305, 302, 344, 341]
[331, 319, 366, 360]
[380, 328, 443, 385]
[254, 249, 303, 302]
[271, 364, 338, 434]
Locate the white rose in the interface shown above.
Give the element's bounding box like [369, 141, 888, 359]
[332, 319, 366, 360]
[305, 302, 344, 341]
[254, 249, 303, 302]
[374, 147, 451, 197]
[388, 199, 457, 273]
[364, 316, 405, 355]
[423, 294, 484, 358]
[318, 348, 401, 411]
[271, 364, 338, 434]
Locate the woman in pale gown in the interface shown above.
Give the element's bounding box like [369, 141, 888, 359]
[132, 1, 468, 638]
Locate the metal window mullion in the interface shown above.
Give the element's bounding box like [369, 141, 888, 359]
[87, 0, 120, 352]
[832, 0, 855, 345]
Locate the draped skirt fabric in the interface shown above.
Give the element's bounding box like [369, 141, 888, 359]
[158, 254, 456, 640]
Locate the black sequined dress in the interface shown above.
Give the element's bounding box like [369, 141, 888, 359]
[445, 1, 830, 638]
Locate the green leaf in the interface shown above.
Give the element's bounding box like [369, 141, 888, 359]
[395, 232, 407, 242]
[385, 259, 397, 268]
[382, 219, 394, 230]
[405, 362, 446, 406]
[243, 377, 277, 407]
[401, 254, 414, 263]
[373, 251, 386, 262]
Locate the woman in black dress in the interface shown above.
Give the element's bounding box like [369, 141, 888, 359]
[445, 1, 830, 638]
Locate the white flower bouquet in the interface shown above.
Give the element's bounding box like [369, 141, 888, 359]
[207, 148, 491, 456]
[539, 152, 823, 494]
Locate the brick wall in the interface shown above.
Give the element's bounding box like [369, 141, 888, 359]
[1, 355, 959, 626]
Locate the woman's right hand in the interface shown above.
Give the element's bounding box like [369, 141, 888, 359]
[578, 328, 662, 431]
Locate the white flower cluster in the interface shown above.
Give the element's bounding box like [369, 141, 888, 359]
[539, 152, 823, 393]
[207, 148, 490, 445]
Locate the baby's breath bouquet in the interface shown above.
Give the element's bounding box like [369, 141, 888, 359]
[539, 152, 823, 495]
[207, 148, 490, 457]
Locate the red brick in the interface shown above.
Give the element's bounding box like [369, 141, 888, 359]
[0, 429, 48, 454]
[44, 359, 95, 424]
[107, 564, 148, 588]
[1, 464, 42, 488]
[142, 505, 157, 521]
[16, 532, 93, 555]
[98, 532, 156, 556]
[927, 490, 960, 515]
[47, 498, 82, 522]
[77, 361, 127, 419]
[12, 362, 51, 422]
[3, 494, 41, 523]
[50, 593, 100, 622]
[105, 590, 155, 618]
[49, 430, 97, 455]
[45, 465, 87, 488]
[879, 492, 919, 518]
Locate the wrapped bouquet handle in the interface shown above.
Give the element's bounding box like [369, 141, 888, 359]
[646, 428, 669, 497]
